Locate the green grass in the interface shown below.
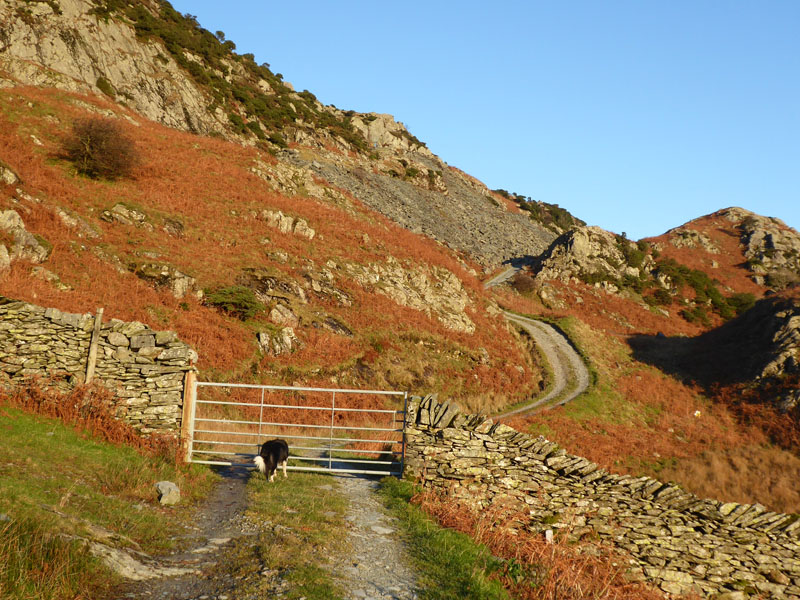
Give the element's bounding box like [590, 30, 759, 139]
[0, 516, 108, 600]
[216, 471, 349, 599]
[0, 405, 216, 600]
[377, 478, 510, 600]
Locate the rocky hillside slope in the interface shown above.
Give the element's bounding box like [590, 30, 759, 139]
[524, 207, 800, 333]
[0, 0, 559, 266]
[630, 295, 800, 413]
[0, 84, 552, 410]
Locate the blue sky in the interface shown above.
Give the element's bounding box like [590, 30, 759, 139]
[170, 1, 799, 240]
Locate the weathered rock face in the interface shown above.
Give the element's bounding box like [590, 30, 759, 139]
[405, 396, 800, 599]
[260, 209, 315, 240]
[131, 262, 197, 299]
[257, 327, 300, 356]
[55, 206, 99, 239]
[533, 226, 655, 292]
[754, 300, 800, 380]
[0, 159, 20, 185]
[0, 296, 197, 433]
[0, 0, 227, 135]
[0, 209, 51, 265]
[101, 203, 151, 229]
[350, 113, 433, 156]
[717, 207, 800, 290]
[667, 226, 720, 253]
[268, 303, 298, 327]
[237, 267, 308, 305]
[347, 258, 475, 333]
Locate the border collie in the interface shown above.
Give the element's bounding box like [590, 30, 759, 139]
[254, 439, 289, 483]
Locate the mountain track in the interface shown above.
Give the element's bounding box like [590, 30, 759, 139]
[497, 311, 590, 418]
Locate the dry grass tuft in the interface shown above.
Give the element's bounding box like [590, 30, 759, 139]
[656, 445, 800, 513]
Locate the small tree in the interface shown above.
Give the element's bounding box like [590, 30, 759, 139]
[64, 117, 138, 179]
[510, 271, 538, 294]
[205, 285, 264, 320]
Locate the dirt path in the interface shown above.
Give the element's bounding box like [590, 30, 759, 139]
[497, 311, 590, 418]
[112, 465, 260, 600]
[329, 474, 419, 600]
[483, 265, 519, 289]
[110, 464, 418, 600]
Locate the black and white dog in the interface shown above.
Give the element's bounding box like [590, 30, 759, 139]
[254, 439, 289, 483]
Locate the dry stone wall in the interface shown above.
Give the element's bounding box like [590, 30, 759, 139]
[405, 395, 800, 599]
[0, 297, 196, 433]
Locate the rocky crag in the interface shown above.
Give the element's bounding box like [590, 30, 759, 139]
[0, 0, 557, 267]
[531, 207, 800, 293]
[532, 225, 655, 292]
[405, 396, 800, 599]
[725, 208, 800, 290]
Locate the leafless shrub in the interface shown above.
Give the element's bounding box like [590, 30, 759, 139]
[511, 271, 538, 294]
[63, 117, 138, 179]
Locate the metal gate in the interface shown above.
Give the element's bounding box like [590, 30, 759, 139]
[183, 381, 408, 477]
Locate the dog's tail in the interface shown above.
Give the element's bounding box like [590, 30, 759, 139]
[254, 455, 266, 474]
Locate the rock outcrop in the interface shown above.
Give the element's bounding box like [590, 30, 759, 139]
[721, 208, 800, 290]
[0, 209, 51, 266]
[0, 159, 20, 185]
[350, 113, 433, 156]
[688, 297, 800, 383]
[532, 226, 655, 293]
[257, 327, 300, 356]
[667, 226, 720, 253]
[260, 209, 316, 240]
[0, 0, 227, 135]
[131, 262, 197, 299]
[347, 258, 475, 333]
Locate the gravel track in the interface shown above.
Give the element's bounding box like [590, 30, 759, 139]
[497, 311, 590, 418]
[112, 465, 261, 600]
[329, 474, 419, 600]
[110, 463, 418, 600]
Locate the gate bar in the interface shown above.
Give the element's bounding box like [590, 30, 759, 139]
[196, 381, 405, 395]
[196, 399, 399, 413]
[194, 417, 402, 432]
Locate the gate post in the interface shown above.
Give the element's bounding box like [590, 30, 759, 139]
[180, 371, 197, 463]
[400, 391, 408, 477]
[84, 307, 104, 383]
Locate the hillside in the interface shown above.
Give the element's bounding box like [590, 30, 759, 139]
[1, 0, 798, 507]
[0, 0, 609, 414]
[0, 83, 548, 412]
[0, 0, 562, 266]
[496, 207, 800, 513]
[2, 0, 800, 597]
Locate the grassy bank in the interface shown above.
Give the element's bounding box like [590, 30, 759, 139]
[378, 478, 509, 600]
[0, 403, 215, 600]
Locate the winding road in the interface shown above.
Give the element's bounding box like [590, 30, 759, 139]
[497, 311, 590, 417]
[483, 265, 590, 417]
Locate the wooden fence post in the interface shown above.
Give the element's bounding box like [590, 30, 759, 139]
[84, 307, 104, 383]
[180, 370, 197, 463]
